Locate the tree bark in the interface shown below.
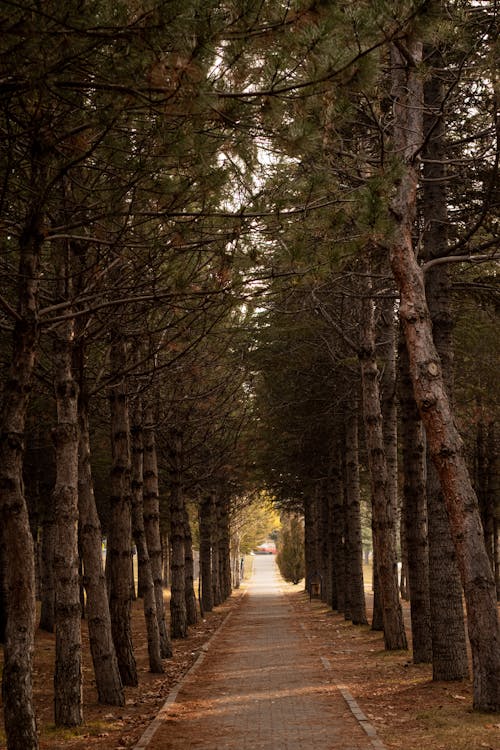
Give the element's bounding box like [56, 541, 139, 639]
[108, 335, 137, 686]
[131, 397, 163, 673]
[169, 430, 188, 639]
[343, 404, 367, 625]
[0, 224, 41, 750]
[389, 36, 500, 711]
[52, 302, 83, 726]
[183, 505, 199, 626]
[359, 268, 407, 651]
[143, 404, 172, 658]
[422, 47, 468, 681]
[78, 395, 124, 705]
[488, 423, 500, 600]
[398, 329, 432, 663]
[199, 494, 214, 613]
[217, 495, 232, 602]
[211, 492, 222, 607]
[330, 444, 345, 613]
[39, 514, 56, 633]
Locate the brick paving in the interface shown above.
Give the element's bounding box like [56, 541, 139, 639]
[137, 556, 384, 750]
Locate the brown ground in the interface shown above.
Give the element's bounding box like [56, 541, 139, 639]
[1, 573, 499, 750]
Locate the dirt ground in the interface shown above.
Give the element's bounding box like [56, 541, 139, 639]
[1, 576, 499, 750]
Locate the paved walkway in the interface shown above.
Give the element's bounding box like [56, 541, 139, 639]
[136, 556, 384, 750]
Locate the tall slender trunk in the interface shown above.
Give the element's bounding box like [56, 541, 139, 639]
[183, 506, 198, 626]
[371, 553, 384, 632]
[52, 297, 82, 726]
[131, 397, 163, 673]
[0, 544, 6, 644]
[390, 35, 500, 711]
[143, 404, 172, 658]
[359, 269, 407, 651]
[0, 223, 42, 750]
[488, 423, 500, 600]
[318, 484, 330, 604]
[169, 430, 188, 638]
[398, 330, 432, 663]
[211, 492, 222, 607]
[476, 413, 495, 571]
[39, 514, 56, 633]
[422, 49, 468, 682]
[330, 444, 345, 613]
[78, 394, 124, 705]
[199, 494, 214, 613]
[108, 335, 137, 686]
[344, 403, 367, 625]
[218, 496, 232, 602]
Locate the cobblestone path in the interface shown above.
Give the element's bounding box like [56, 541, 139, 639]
[138, 555, 383, 750]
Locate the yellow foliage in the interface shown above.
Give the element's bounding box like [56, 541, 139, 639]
[232, 491, 281, 553]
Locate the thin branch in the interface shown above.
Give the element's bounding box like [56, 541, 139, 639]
[421, 252, 500, 273]
[0, 295, 21, 322]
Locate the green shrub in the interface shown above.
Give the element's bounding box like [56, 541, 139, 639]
[277, 516, 305, 584]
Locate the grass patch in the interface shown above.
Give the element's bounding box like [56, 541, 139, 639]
[44, 719, 123, 741]
[399, 706, 500, 750]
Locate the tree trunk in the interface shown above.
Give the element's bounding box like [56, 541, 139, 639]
[488, 423, 500, 600]
[0, 226, 41, 750]
[211, 493, 222, 607]
[344, 404, 367, 625]
[359, 270, 407, 651]
[39, 515, 56, 633]
[52, 303, 82, 726]
[169, 430, 188, 639]
[183, 506, 199, 626]
[108, 335, 137, 686]
[476, 413, 495, 571]
[131, 397, 163, 673]
[143, 404, 172, 658]
[371, 557, 384, 632]
[78, 395, 124, 705]
[422, 50, 468, 682]
[0, 542, 6, 643]
[199, 494, 214, 613]
[318, 484, 330, 604]
[390, 36, 500, 711]
[398, 330, 432, 663]
[330, 444, 345, 613]
[399, 521, 409, 601]
[217, 496, 232, 602]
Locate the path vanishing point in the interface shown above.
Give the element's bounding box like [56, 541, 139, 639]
[134, 555, 387, 750]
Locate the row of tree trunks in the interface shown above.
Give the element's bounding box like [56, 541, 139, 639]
[78, 393, 125, 705]
[398, 334, 432, 663]
[359, 267, 407, 651]
[389, 34, 500, 712]
[198, 491, 233, 616]
[143, 405, 172, 658]
[107, 334, 138, 686]
[131, 396, 164, 673]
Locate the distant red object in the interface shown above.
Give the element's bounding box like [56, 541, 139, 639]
[255, 542, 276, 555]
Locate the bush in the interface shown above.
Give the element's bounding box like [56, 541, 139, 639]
[276, 516, 305, 585]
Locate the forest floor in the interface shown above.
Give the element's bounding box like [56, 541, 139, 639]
[0, 569, 499, 750]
